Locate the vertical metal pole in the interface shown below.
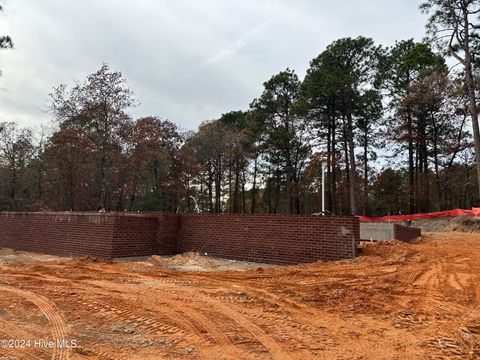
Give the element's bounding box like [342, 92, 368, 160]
[322, 162, 326, 213]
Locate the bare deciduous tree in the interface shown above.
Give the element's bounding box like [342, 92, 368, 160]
[422, 0, 480, 197]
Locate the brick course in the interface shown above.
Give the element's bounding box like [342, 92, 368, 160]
[178, 214, 359, 264]
[393, 224, 421, 242]
[0, 212, 359, 264]
[0, 212, 116, 258]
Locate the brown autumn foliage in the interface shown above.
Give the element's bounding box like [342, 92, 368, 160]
[0, 58, 477, 216]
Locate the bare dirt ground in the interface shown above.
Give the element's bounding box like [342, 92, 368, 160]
[413, 216, 480, 233]
[1, 233, 480, 359]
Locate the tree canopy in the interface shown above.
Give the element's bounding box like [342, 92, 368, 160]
[0, 3, 479, 215]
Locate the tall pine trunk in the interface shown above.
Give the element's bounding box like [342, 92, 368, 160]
[463, 25, 480, 200]
[407, 111, 415, 214]
[330, 112, 338, 214]
[363, 131, 368, 215]
[346, 111, 357, 215]
[251, 156, 258, 214]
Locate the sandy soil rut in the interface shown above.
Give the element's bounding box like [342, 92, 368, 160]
[0, 232, 480, 359]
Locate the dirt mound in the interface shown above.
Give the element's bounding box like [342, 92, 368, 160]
[148, 252, 271, 272]
[413, 216, 480, 233]
[361, 239, 412, 254]
[0, 248, 61, 265]
[149, 252, 220, 271]
[359, 239, 421, 267]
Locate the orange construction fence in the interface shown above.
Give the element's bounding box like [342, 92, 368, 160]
[358, 208, 480, 222]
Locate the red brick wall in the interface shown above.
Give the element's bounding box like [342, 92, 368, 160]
[0, 212, 116, 258]
[0, 212, 179, 259]
[178, 214, 359, 264]
[393, 224, 421, 242]
[0, 212, 359, 263]
[111, 215, 158, 258]
[155, 214, 180, 255]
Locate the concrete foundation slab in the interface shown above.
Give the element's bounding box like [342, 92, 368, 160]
[360, 222, 421, 242]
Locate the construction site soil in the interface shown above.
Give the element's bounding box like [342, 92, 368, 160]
[0, 232, 480, 359]
[413, 216, 480, 233]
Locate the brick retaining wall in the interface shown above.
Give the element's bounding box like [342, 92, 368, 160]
[393, 224, 422, 242]
[178, 214, 359, 264]
[0, 212, 178, 259]
[0, 212, 359, 264]
[0, 212, 116, 258]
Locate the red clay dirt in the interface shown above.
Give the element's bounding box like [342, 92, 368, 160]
[0, 232, 479, 359]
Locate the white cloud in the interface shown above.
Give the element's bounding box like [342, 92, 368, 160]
[204, 23, 269, 65]
[0, 0, 427, 130]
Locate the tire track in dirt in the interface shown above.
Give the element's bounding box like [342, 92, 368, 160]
[4, 232, 479, 359]
[228, 285, 353, 332]
[0, 286, 71, 360]
[412, 262, 442, 288]
[73, 292, 219, 359]
[76, 298, 188, 336]
[193, 282, 422, 358]
[0, 319, 50, 359]
[172, 286, 297, 360]
[3, 272, 221, 358]
[203, 286, 325, 349]
[412, 256, 476, 305]
[0, 347, 41, 360]
[151, 294, 247, 359]
[156, 287, 292, 359]
[84, 279, 293, 359]
[219, 279, 429, 356]
[3, 255, 433, 358]
[0, 328, 43, 360]
[124, 276, 299, 359]
[85, 267, 392, 359]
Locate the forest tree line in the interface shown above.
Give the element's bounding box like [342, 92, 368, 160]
[1, 1, 480, 216]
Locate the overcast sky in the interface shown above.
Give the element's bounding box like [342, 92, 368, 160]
[0, 0, 428, 131]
